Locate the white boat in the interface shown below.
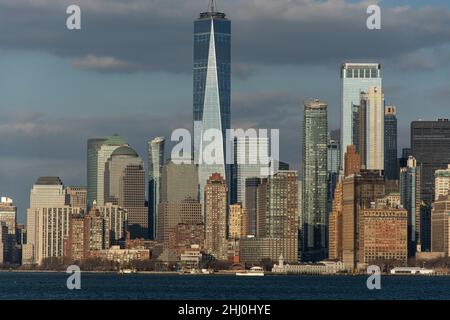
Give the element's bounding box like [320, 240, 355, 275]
[119, 268, 136, 275]
[390, 267, 435, 275]
[236, 266, 265, 277]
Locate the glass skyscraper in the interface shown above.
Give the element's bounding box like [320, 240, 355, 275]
[148, 137, 165, 240]
[384, 106, 398, 180]
[193, 3, 231, 209]
[302, 99, 328, 261]
[341, 63, 382, 162]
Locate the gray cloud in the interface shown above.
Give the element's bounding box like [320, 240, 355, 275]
[1, 0, 450, 73]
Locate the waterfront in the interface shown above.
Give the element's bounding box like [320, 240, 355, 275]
[0, 272, 449, 300]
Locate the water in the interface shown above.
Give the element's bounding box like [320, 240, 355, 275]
[0, 272, 449, 300]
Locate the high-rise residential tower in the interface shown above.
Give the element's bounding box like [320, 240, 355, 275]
[411, 119, 450, 204]
[399, 156, 422, 256]
[341, 63, 382, 162]
[204, 173, 228, 260]
[384, 106, 398, 180]
[148, 137, 165, 240]
[194, 2, 231, 211]
[257, 171, 299, 263]
[302, 99, 328, 261]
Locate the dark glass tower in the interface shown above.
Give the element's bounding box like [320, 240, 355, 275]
[193, 1, 231, 208]
[384, 106, 398, 180]
[411, 119, 450, 204]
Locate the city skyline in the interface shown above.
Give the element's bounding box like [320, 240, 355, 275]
[1, 0, 450, 225]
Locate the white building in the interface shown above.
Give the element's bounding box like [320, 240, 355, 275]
[272, 255, 348, 275]
[435, 165, 450, 201]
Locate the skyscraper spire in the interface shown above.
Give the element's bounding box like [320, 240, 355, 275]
[209, 0, 216, 13]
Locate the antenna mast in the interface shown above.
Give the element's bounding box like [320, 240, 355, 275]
[209, 0, 216, 12]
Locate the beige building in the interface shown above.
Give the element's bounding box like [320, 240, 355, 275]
[342, 170, 385, 270]
[0, 197, 17, 263]
[435, 165, 450, 201]
[431, 196, 450, 255]
[229, 204, 248, 240]
[359, 205, 408, 266]
[91, 245, 150, 264]
[105, 146, 147, 239]
[24, 177, 84, 265]
[361, 87, 384, 171]
[204, 173, 228, 260]
[328, 182, 343, 261]
[256, 171, 298, 263]
[65, 186, 87, 211]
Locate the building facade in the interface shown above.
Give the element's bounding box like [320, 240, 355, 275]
[384, 106, 398, 180]
[148, 137, 165, 240]
[341, 63, 382, 161]
[411, 119, 450, 204]
[194, 4, 231, 212]
[204, 173, 228, 260]
[302, 99, 328, 261]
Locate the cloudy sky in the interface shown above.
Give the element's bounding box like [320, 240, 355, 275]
[1, 0, 450, 222]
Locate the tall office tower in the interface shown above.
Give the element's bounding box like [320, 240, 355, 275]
[435, 165, 450, 201]
[244, 177, 262, 237]
[327, 139, 340, 214]
[161, 161, 199, 203]
[194, 2, 231, 210]
[105, 146, 146, 238]
[384, 106, 398, 180]
[399, 156, 423, 256]
[158, 160, 201, 249]
[148, 137, 165, 240]
[411, 119, 450, 204]
[359, 203, 408, 266]
[431, 195, 450, 255]
[87, 138, 107, 208]
[328, 182, 343, 261]
[231, 136, 269, 205]
[229, 204, 248, 240]
[0, 197, 17, 263]
[302, 99, 328, 261]
[94, 134, 129, 206]
[24, 177, 82, 265]
[204, 173, 228, 260]
[341, 63, 382, 161]
[96, 203, 128, 244]
[342, 170, 385, 270]
[344, 145, 361, 177]
[65, 186, 87, 211]
[257, 171, 299, 263]
[360, 87, 385, 170]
